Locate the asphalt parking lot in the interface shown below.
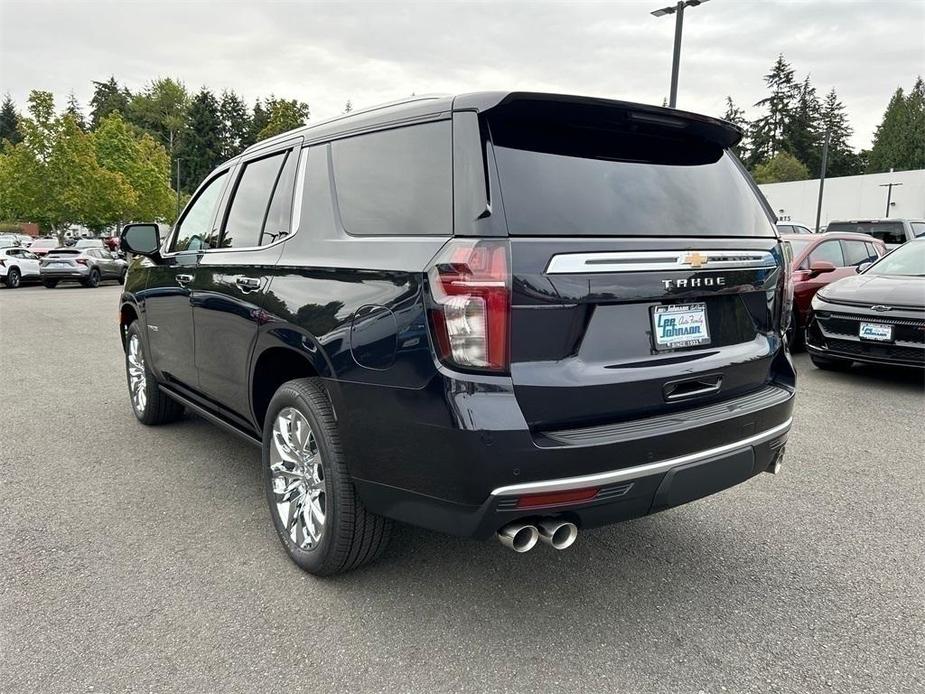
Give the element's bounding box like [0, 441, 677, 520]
[1, 284, 923, 694]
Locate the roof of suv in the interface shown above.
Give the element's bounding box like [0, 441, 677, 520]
[244, 91, 743, 157]
[828, 218, 925, 224]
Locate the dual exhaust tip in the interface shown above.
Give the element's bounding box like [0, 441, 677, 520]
[497, 519, 578, 553]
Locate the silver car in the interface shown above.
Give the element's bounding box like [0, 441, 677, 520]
[40, 247, 127, 288]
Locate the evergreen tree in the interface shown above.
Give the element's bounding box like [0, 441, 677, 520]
[89, 77, 132, 129]
[869, 77, 925, 173]
[0, 94, 21, 146]
[721, 96, 749, 161]
[907, 77, 925, 170]
[749, 55, 798, 168]
[64, 92, 87, 131]
[783, 77, 822, 174]
[819, 88, 859, 177]
[219, 90, 250, 159]
[177, 88, 223, 193]
[244, 99, 270, 148]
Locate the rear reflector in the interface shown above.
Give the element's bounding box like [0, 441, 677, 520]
[516, 487, 599, 509]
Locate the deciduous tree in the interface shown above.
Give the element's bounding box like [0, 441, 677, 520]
[256, 97, 310, 141]
[751, 151, 810, 184]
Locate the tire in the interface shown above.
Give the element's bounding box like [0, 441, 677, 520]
[810, 354, 853, 371]
[263, 378, 391, 576]
[3, 268, 20, 288]
[42, 279, 58, 288]
[83, 268, 101, 288]
[125, 321, 184, 425]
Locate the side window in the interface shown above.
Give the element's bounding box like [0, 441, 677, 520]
[221, 152, 288, 249]
[330, 120, 452, 236]
[172, 172, 228, 252]
[262, 150, 300, 244]
[871, 229, 905, 245]
[911, 222, 925, 238]
[809, 240, 845, 266]
[866, 242, 884, 259]
[795, 225, 812, 234]
[842, 241, 872, 267]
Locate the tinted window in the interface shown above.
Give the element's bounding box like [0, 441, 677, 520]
[794, 225, 813, 234]
[827, 222, 905, 245]
[868, 240, 925, 277]
[222, 152, 288, 249]
[911, 222, 925, 237]
[787, 238, 811, 258]
[172, 172, 228, 252]
[262, 150, 299, 244]
[488, 106, 774, 237]
[331, 121, 452, 236]
[842, 240, 874, 266]
[777, 225, 794, 233]
[809, 241, 845, 266]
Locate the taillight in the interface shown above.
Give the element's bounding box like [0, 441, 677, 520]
[427, 239, 511, 372]
[76, 258, 88, 266]
[780, 241, 795, 333]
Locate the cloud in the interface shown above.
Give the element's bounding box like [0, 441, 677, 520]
[1, 0, 922, 149]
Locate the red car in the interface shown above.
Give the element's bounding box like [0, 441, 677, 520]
[783, 232, 887, 347]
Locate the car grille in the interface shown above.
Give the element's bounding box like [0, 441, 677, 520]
[824, 338, 925, 364]
[816, 312, 925, 344]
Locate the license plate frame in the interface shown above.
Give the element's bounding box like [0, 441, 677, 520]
[858, 322, 893, 342]
[652, 303, 711, 351]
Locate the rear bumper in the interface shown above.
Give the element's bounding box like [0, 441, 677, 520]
[335, 373, 795, 539]
[40, 267, 89, 279]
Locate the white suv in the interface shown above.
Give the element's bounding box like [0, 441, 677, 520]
[0, 247, 42, 288]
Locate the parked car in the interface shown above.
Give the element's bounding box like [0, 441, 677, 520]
[806, 238, 925, 369]
[776, 221, 814, 234]
[825, 218, 925, 248]
[28, 237, 61, 257]
[117, 92, 796, 575]
[102, 234, 121, 252]
[0, 234, 22, 248]
[74, 238, 105, 249]
[782, 232, 887, 347]
[0, 247, 43, 288]
[40, 247, 127, 288]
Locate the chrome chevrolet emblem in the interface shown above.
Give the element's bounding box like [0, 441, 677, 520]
[870, 305, 892, 312]
[681, 252, 708, 268]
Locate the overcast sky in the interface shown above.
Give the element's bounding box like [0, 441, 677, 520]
[1, 0, 922, 149]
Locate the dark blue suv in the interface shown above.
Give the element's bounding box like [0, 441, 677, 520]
[118, 92, 796, 575]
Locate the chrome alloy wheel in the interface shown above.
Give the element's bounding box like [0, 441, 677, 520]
[270, 407, 326, 549]
[127, 333, 147, 413]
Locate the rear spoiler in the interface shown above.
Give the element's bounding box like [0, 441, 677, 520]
[454, 91, 743, 148]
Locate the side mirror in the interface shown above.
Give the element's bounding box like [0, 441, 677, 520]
[857, 261, 873, 274]
[809, 260, 836, 275]
[121, 223, 161, 256]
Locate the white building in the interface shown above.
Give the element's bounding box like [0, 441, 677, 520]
[758, 169, 925, 229]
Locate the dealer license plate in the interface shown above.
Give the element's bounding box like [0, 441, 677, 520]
[859, 322, 892, 341]
[653, 303, 710, 349]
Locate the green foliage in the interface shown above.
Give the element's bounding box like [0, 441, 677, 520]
[245, 99, 270, 149]
[819, 89, 861, 177]
[0, 94, 22, 145]
[867, 77, 925, 173]
[177, 88, 224, 193]
[219, 90, 250, 159]
[64, 92, 87, 131]
[128, 78, 189, 156]
[256, 97, 310, 141]
[89, 76, 132, 129]
[721, 96, 749, 160]
[748, 54, 798, 167]
[783, 77, 822, 174]
[752, 151, 811, 184]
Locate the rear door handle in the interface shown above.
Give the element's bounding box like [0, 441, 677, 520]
[176, 273, 193, 284]
[663, 374, 723, 401]
[235, 277, 261, 291]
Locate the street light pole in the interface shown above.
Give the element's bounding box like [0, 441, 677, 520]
[814, 129, 830, 234]
[879, 175, 902, 218]
[175, 158, 182, 220]
[651, 0, 710, 108]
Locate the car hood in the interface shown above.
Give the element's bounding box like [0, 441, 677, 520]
[820, 273, 925, 309]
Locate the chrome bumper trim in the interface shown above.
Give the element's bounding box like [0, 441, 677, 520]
[491, 418, 793, 498]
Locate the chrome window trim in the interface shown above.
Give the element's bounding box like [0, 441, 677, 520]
[490, 418, 792, 498]
[545, 250, 777, 274]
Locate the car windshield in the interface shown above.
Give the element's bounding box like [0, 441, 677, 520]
[827, 222, 905, 245]
[31, 238, 58, 247]
[786, 239, 811, 257]
[866, 241, 925, 277]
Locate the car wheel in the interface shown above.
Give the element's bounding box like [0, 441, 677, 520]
[83, 268, 101, 288]
[263, 378, 391, 576]
[4, 268, 20, 288]
[810, 354, 853, 371]
[125, 321, 184, 425]
[42, 279, 58, 288]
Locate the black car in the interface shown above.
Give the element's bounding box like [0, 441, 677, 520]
[806, 238, 925, 369]
[118, 92, 797, 575]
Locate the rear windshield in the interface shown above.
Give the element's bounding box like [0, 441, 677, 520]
[46, 249, 80, 256]
[488, 108, 774, 237]
[827, 222, 905, 245]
